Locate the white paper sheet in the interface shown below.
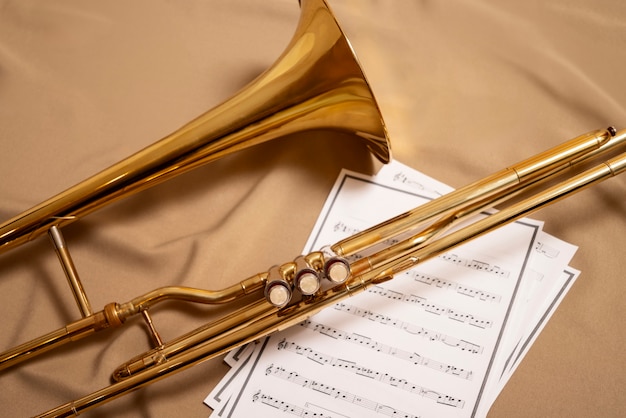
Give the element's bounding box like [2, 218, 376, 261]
[206, 161, 578, 418]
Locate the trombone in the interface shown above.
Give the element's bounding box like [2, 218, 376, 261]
[0, 0, 625, 416]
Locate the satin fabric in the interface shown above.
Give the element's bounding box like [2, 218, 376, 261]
[0, 1, 624, 416]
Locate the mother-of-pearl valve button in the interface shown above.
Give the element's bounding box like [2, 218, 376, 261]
[295, 269, 321, 295]
[265, 281, 292, 308]
[324, 258, 351, 284]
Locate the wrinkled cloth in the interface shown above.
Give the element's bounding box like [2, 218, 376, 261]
[0, 1, 624, 417]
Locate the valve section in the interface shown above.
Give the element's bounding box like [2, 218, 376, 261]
[263, 250, 351, 308]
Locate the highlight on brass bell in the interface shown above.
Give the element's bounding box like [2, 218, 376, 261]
[0, 0, 624, 417]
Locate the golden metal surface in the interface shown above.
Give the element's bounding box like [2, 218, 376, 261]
[0, 0, 390, 255]
[47, 226, 93, 317]
[333, 127, 621, 257]
[0, 0, 624, 416]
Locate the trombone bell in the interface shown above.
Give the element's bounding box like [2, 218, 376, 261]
[0, 0, 390, 255]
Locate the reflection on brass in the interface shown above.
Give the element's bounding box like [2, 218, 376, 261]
[0, 1, 624, 417]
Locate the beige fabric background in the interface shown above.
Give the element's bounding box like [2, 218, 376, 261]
[0, 0, 624, 416]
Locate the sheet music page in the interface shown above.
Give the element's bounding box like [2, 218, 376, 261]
[474, 267, 580, 417]
[205, 161, 577, 417]
[486, 233, 577, 369]
[211, 165, 544, 418]
[334, 161, 579, 406]
[367, 161, 579, 369]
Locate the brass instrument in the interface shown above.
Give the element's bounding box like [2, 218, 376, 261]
[0, 0, 625, 417]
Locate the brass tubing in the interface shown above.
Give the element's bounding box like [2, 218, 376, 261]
[569, 127, 626, 165]
[332, 128, 614, 257]
[125, 271, 268, 313]
[36, 151, 625, 417]
[36, 278, 379, 418]
[352, 152, 626, 280]
[352, 129, 626, 275]
[0, 310, 112, 371]
[112, 299, 277, 381]
[0, 273, 268, 371]
[140, 310, 164, 348]
[48, 226, 92, 317]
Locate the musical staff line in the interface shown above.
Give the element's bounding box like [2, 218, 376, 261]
[277, 339, 466, 408]
[333, 221, 360, 236]
[438, 253, 510, 277]
[333, 303, 483, 353]
[333, 221, 401, 250]
[252, 391, 333, 418]
[262, 365, 421, 418]
[300, 319, 474, 380]
[334, 219, 510, 279]
[392, 171, 430, 192]
[406, 270, 502, 302]
[368, 286, 493, 329]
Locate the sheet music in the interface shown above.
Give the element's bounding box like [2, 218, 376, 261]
[206, 161, 578, 417]
[372, 160, 579, 388]
[474, 267, 580, 417]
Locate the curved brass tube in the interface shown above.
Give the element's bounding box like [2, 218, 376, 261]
[0, 271, 269, 372]
[0, 0, 390, 255]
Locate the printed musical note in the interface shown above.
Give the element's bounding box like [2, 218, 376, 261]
[393, 171, 426, 190]
[263, 365, 421, 418]
[333, 220, 400, 248]
[277, 340, 466, 408]
[391, 171, 443, 196]
[439, 253, 510, 277]
[368, 285, 493, 329]
[299, 320, 474, 380]
[333, 221, 360, 236]
[406, 270, 502, 302]
[251, 390, 334, 417]
[333, 303, 483, 353]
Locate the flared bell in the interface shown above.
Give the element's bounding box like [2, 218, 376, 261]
[0, 0, 390, 254]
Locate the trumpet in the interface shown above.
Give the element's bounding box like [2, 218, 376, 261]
[0, 0, 625, 416]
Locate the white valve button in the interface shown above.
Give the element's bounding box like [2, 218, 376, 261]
[325, 258, 350, 284]
[296, 269, 320, 295]
[265, 282, 292, 308]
